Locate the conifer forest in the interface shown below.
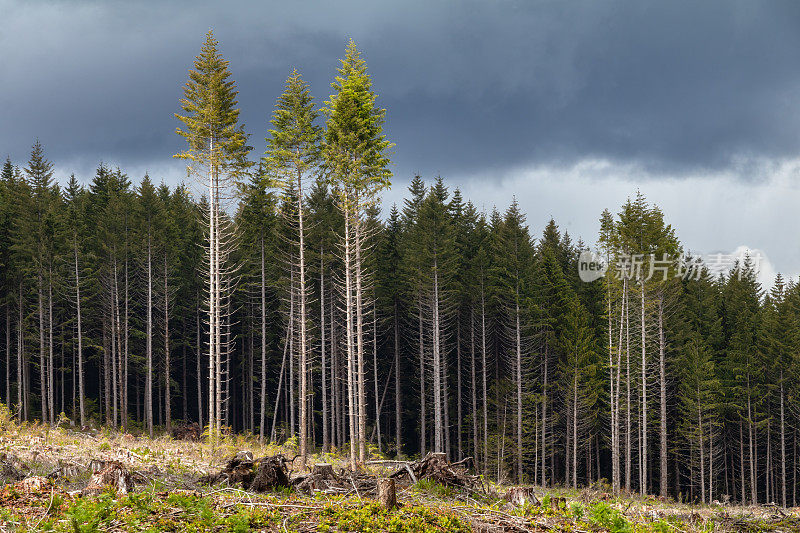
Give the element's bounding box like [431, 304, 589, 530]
[2, 29, 800, 519]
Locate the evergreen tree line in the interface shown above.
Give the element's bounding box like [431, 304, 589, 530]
[1, 32, 798, 506]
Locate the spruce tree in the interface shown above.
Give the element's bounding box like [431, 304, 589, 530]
[323, 39, 392, 466]
[264, 69, 321, 466]
[175, 30, 251, 437]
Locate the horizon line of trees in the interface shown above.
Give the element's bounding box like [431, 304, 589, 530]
[2, 32, 800, 507]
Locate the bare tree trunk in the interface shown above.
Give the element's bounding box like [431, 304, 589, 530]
[607, 273, 617, 493]
[658, 295, 668, 497]
[17, 284, 24, 420]
[456, 314, 463, 460]
[73, 241, 84, 426]
[781, 376, 787, 507]
[297, 172, 309, 468]
[289, 265, 296, 436]
[270, 315, 291, 443]
[47, 271, 55, 424]
[709, 418, 714, 503]
[481, 280, 489, 477]
[433, 268, 443, 453]
[640, 280, 647, 495]
[470, 306, 478, 466]
[321, 249, 329, 452]
[343, 210, 357, 470]
[110, 282, 117, 427]
[395, 299, 402, 456]
[102, 318, 110, 424]
[373, 306, 382, 454]
[613, 279, 626, 494]
[5, 306, 10, 409]
[38, 273, 48, 423]
[146, 234, 153, 437]
[354, 211, 367, 464]
[112, 261, 122, 428]
[419, 299, 426, 456]
[258, 238, 266, 440]
[625, 285, 631, 491]
[207, 143, 217, 439]
[748, 391, 756, 504]
[123, 250, 129, 429]
[515, 296, 523, 484]
[573, 372, 578, 489]
[196, 304, 203, 428]
[213, 183, 223, 435]
[331, 294, 339, 449]
[740, 419, 746, 503]
[699, 394, 706, 504]
[164, 253, 171, 434]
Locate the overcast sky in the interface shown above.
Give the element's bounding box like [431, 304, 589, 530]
[3, 0, 800, 285]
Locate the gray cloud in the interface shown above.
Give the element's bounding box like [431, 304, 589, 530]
[3, 0, 800, 278]
[3, 0, 800, 181]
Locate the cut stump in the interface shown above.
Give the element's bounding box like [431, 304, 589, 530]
[504, 487, 540, 507]
[377, 478, 398, 510]
[82, 461, 134, 496]
[312, 463, 335, 478]
[250, 456, 290, 492]
[0, 453, 24, 482]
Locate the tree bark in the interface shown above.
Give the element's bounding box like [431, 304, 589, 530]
[373, 306, 382, 453]
[196, 304, 203, 428]
[419, 298, 426, 456]
[354, 209, 367, 464]
[658, 295, 668, 497]
[394, 299, 402, 456]
[432, 267, 443, 453]
[515, 295, 523, 484]
[164, 253, 171, 434]
[297, 171, 309, 468]
[480, 279, 489, 477]
[377, 478, 398, 510]
[781, 376, 787, 507]
[640, 280, 647, 495]
[38, 273, 47, 423]
[321, 249, 329, 452]
[146, 233, 153, 437]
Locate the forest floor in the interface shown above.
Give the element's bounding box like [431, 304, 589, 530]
[0, 417, 798, 531]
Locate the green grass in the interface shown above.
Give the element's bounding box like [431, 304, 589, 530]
[318, 501, 470, 533]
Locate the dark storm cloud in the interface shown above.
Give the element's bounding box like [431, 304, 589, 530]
[2, 0, 800, 182]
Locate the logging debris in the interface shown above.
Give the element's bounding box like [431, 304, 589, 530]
[200, 452, 290, 492]
[390, 452, 480, 490]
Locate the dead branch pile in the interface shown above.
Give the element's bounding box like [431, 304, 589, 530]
[200, 451, 290, 492]
[391, 452, 480, 489]
[172, 422, 203, 442]
[291, 462, 381, 497]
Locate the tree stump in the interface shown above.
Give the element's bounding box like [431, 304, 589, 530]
[0, 454, 24, 482]
[250, 456, 290, 492]
[504, 487, 539, 507]
[89, 459, 106, 474]
[83, 461, 134, 495]
[377, 478, 397, 510]
[313, 463, 335, 479]
[18, 476, 49, 493]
